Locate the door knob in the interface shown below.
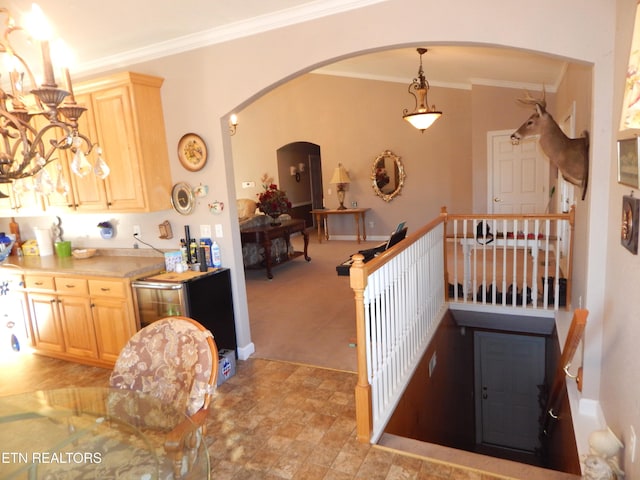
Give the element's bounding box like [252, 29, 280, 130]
[493, 197, 502, 203]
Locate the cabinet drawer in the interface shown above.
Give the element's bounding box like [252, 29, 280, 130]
[55, 277, 89, 295]
[89, 279, 126, 298]
[24, 275, 55, 291]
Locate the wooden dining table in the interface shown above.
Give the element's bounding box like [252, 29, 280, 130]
[0, 387, 210, 479]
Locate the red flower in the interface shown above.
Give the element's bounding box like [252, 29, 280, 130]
[257, 184, 291, 216]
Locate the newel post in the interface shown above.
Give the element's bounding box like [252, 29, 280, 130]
[349, 253, 372, 443]
[441, 206, 449, 302]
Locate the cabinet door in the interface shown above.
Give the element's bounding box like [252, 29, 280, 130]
[91, 297, 134, 364]
[0, 177, 43, 214]
[58, 295, 97, 359]
[66, 93, 108, 211]
[91, 85, 145, 210]
[27, 293, 65, 353]
[36, 118, 76, 211]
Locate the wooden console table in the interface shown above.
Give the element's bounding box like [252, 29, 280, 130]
[240, 218, 310, 279]
[310, 208, 370, 243]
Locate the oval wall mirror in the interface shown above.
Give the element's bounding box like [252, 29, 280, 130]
[371, 150, 405, 202]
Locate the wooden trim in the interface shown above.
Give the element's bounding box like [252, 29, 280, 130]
[544, 308, 587, 435]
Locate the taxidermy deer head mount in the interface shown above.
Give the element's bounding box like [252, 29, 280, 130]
[510, 89, 590, 200]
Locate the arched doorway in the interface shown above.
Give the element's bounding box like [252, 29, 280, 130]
[275, 142, 323, 227]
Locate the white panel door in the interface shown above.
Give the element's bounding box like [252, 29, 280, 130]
[488, 131, 549, 214]
[475, 331, 545, 452]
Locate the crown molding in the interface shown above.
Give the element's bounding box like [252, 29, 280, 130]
[76, 0, 388, 75]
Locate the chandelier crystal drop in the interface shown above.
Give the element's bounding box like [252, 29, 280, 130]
[0, 4, 107, 188]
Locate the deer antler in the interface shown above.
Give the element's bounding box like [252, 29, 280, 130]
[517, 87, 547, 110]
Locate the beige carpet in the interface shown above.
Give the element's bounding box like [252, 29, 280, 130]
[245, 232, 381, 372]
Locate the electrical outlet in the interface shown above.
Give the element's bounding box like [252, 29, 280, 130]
[215, 224, 223, 238]
[133, 225, 141, 236]
[200, 225, 212, 238]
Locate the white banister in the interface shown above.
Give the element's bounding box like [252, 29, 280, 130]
[350, 207, 574, 444]
[352, 220, 447, 443]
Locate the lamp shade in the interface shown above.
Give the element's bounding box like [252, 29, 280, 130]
[403, 111, 442, 131]
[330, 164, 350, 184]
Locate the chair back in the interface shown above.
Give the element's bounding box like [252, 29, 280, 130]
[109, 316, 218, 416]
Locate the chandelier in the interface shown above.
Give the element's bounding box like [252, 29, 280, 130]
[402, 48, 442, 132]
[0, 4, 107, 195]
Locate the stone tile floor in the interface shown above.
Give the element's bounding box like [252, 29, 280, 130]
[207, 358, 506, 480]
[0, 353, 510, 479]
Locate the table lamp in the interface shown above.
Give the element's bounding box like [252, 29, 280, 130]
[330, 163, 351, 210]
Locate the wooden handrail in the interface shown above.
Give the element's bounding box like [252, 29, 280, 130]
[543, 308, 587, 435]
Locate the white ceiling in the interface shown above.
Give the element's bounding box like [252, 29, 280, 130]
[2, 0, 567, 90]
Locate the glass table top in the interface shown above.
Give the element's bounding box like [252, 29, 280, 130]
[0, 387, 210, 480]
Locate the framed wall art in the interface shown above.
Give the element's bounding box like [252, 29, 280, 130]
[621, 2, 640, 130]
[621, 194, 640, 254]
[617, 137, 640, 188]
[177, 133, 208, 172]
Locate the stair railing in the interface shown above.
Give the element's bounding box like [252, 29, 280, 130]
[350, 211, 448, 443]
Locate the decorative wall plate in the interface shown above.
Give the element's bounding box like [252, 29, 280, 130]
[177, 133, 208, 171]
[171, 182, 195, 215]
[621, 195, 640, 254]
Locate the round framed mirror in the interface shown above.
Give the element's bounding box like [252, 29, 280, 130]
[371, 150, 405, 202]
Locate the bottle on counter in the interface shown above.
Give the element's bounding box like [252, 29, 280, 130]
[179, 238, 188, 263]
[9, 217, 22, 256]
[200, 238, 213, 267]
[189, 239, 198, 264]
[212, 240, 221, 268]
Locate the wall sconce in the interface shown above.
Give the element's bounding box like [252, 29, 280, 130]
[229, 114, 238, 136]
[290, 165, 302, 182]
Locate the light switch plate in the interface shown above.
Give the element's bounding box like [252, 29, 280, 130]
[215, 224, 223, 238]
[200, 225, 211, 238]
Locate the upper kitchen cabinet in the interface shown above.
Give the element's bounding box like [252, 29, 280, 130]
[0, 176, 44, 215]
[46, 72, 173, 212]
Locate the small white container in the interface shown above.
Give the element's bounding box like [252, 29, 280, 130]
[34, 227, 53, 256]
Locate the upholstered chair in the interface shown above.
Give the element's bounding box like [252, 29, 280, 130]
[109, 316, 218, 479]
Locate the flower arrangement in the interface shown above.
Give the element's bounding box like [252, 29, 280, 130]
[97, 221, 113, 229]
[257, 175, 291, 218]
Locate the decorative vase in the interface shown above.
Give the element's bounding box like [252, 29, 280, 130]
[269, 213, 282, 226]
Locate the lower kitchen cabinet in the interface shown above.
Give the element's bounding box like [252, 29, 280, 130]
[89, 279, 136, 364]
[27, 292, 66, 354]
[25, 274, 138, 367]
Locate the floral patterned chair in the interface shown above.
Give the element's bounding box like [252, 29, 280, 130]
[109, 316, 218, 479]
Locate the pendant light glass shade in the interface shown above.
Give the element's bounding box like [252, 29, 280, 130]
[402, 48, 442, 132]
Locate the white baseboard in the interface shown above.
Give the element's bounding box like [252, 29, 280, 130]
[237, 342, 255, 360]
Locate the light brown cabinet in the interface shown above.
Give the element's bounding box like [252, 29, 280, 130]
[89, 278, 136, 364]
[0, 177, 43, 214]
[36, 72, 172, 213]
[24, 273, 138, 367]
